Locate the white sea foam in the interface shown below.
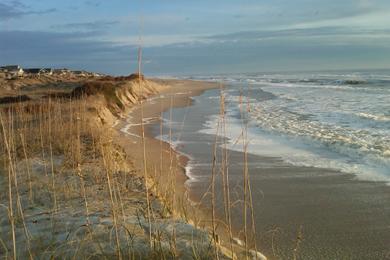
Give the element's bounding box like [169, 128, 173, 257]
[199, 112, 390, 184]
[174, 92, 192, 95]
[155, 134, 201, 183]
[166, 71, 390, 184]
[120, 123, 140, 139]
[197, 72, 390, 183]
[121, 113, 161, 139]
[357, 112, 390, 122]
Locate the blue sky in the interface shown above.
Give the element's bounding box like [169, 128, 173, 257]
[1, 0, 390, 75]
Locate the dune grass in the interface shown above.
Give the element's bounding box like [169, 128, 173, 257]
[0, 78, 235, 259]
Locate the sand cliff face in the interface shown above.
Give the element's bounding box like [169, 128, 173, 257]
[95, 79, 167, 126]
[0, 77, 234, 259]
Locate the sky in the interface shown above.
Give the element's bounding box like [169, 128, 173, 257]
[1, 0, 390, 75]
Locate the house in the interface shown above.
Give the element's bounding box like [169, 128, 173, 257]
[42, 68, 53, 75]
[0, 65, 24, 78]
[53, 68, 71, 75]
[92, 72, 104, 77]
[24, 68, 42, 75]
[24, 68, 53, 76]
[0, 65, 23, 73]
[72, 70, 87, 77]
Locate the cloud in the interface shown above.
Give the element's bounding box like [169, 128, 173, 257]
[288, 8, 390, 31]
[51, 20, 119, 31]
[206, 27, 390, 41]
[84, 0, 102, 7]
[141, 36, 390, 74]
[1, 0, 390, 75]
[357, 0, 375, 8]
[0, 0, 56, 20]
[0, 30, 138, 74]
[1, 26, 389, 76]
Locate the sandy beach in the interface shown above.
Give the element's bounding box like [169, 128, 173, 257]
[0, 77, 235, 259]
[115, 80, 217, 210]
[3, 1, 390, 259]
[113, 79, 260, 258]
[113, 79, 220, 226]
[116, 79, 390, 259]
[1, 74, 388, 259]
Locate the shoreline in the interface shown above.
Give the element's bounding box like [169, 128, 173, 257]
[113, 78, 390, 259]
[0, 77, 238, 259]
[114, 79, 217, 199]
[1, 74, 387, 258]
[144, 80, 390, 259]
[113, 79, 262, 258]
[113, 79, 218, 220]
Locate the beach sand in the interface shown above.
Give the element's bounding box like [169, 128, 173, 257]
[115, 79, 390, 259]
[0, 78, 236, 259]
[186, 147, 390, 259]
[113, 79, 219, 222]
[114, 79, 255, 258]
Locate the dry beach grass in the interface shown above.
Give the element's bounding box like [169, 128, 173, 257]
[0, 76, 266, 259]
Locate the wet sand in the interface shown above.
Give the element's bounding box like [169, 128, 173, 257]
[188, 147, 390, 259]
[116, 79, 390, 259]
[113, 79, 251, 257]
[113, 79, 220, 223]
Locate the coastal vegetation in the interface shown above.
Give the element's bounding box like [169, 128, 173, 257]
[0, 74, 266, 259]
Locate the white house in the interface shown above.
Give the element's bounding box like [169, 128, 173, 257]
[24, 68, 54, 77]
[0, 65, 24, 78]
[53, 68, 71, 75]
[42, 68, 53, 75]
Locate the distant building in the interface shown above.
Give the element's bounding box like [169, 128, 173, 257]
[0, 65, 24, 78]
[24, 68, 53, 76]
[24, 68, 42, 75]
[92, 72, 104, 77]
[42, 68, 53, 75]
[72, 70, 87, 77]
[0, 65, 22, 72]
[53, 68, 71, 75]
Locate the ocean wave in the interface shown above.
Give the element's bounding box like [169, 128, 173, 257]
[199, 112, 390, 183]
[248, 80, 359, 90]
[193, 73, 390, 94]
[356, 113, 390, 122]
[335, 79, 367, 85]
[252, 105, 390, 156]
[187, 71, 390, 183]
[250, 104, 390, 167]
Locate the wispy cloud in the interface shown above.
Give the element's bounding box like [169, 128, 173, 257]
[287, 9, 390, 30]
[1, 0, 390, 74]
[0, 30, 137, 74]
[204, 27, 390, 43]
[51, 20, 119, 31]
[84, 0, 102, 7]
[0, 0, 56, 20]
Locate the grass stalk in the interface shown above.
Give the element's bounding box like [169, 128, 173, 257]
[19, 131, 33, 202]
[101, 145, 122, 260]
[48, 97, 57, 212]
[210, 111, 221, 260]
[0, 112, 17, 260]
[220, 85, 235, 259]
[137, 45, 153, 249]
[238, 91, 249, 259]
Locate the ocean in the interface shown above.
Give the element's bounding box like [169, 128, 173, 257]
[185, 70, 390, 184]
[150, 70, 390, 258]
